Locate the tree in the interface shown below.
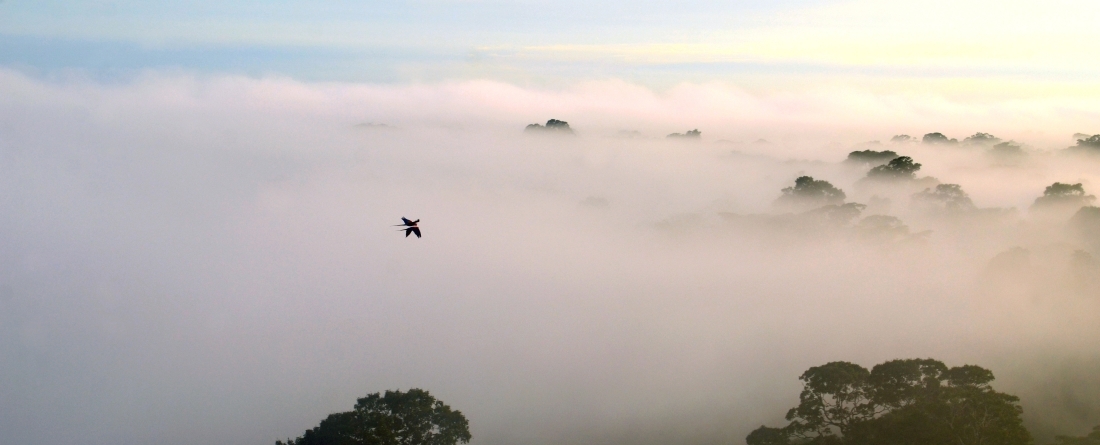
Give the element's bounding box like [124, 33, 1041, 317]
[777, 176, 846, 208]
[1031, 183, 1096, 209]
[846, 150, 898, 166]
[667, 129, 701, 139]
[806, 203, 867, 225]
[525, 119, 574, 134]
[922, 133, 957, 144]
[784, 362, 877, 441]
[1073, 134, 1100, 150]
[963, 132, 1002, 146]
[866, 156, 921, 181]
[278, 389, 471, 445]
[748, 359, 1033, 445]
[912, 184, 976, 212]
[890, 135, 914, 143]
[1052, 425, 1100, 445]
[991, 141, 1026, 157]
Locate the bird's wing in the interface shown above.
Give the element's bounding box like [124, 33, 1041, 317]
[405, 228, 413, 237]
[401, 217, 413, 225]
[412, 227, 421, 238]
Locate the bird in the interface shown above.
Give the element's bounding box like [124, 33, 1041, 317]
[395, 217, 421, 238]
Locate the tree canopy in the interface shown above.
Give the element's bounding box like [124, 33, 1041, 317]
[1052, 425, 1100, 445]
[746, 359, 1032, 445]
[777, 176, 846, 207]
[963, 132, 1002, 146]
[922, 133, 957, 144]
[846, 150, 898, 166]
[912, 184, 976, 212]
[866, 156, 921, 180]
[991, 141, 1026, 158]
[1031, 183, 1096, 209]
[667, 129, 702, 139]
[277, 389, 471, 445]
[525, 119, 574, 134]
[1074, 134, 1100, 149]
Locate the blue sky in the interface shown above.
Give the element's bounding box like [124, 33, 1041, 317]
[0, 0, 813, 82]
[6, 0, 1099, 89]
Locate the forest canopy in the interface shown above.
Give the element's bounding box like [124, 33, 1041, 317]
[746, 358, 1032, 445]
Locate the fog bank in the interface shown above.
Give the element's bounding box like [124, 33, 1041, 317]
[1, 70, 1098, 445]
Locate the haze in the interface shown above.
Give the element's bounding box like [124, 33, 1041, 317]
[1, 69, 1098, 444]
[3, 1, 1100, 444]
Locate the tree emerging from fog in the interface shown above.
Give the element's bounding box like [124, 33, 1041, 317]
[1068, 134, 1100, 152]
[666, 129, 701, 139]
[276, 389, 470, 445]
[746, 359, 1032, 445]
[912, 184, 976, 212]
[963, 132, 1002, 146]
[777, 176, 846, 207]
[1031, 183, 1096, 210]
[1052, 425, 1100, 445]
[524, 119, 574, 134]
[846, 149, 898, 166]
[922, 132, 957, 145]
[866, 156, 922, 181]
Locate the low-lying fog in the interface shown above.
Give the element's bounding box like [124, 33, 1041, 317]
[1, 70, 1098, 445]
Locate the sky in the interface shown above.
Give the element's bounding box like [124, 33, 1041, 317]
[3, 0, 1100, 88]
[3, 2, 1100, 445]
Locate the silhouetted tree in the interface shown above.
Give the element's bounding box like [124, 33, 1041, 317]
[922, 133, 957, 144]
[963, 132, 1002, 145]
[912, 184, 975, 212]
[1067, 134, 1100, 152]
[667, 129, 701, 139]
[748, 359, 1032, 445]
[1031, 183, 1096, 209]
[277, 389, 471, 445]
[866, 156, 921, 180]
[777, 176, 846, 207]
[525, 119, 574, 134]
[846, 150, 898, 166]
[890, 135, 914, 143]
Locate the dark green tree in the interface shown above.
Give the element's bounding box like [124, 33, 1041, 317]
[866, 156, 921, 180]
[1073, 134, 1100, 150]
[278, 389, 471, 445]
[783, 362, 878, 442]
[778, 176, 847, 207]
[846, 150, 898, 166]
[923, 133, 957, 144]
[1032, 183, 1096, 209]
[748, 359, 1033, 445]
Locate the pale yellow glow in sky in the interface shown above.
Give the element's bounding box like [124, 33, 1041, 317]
[499, 0, 1100, 72]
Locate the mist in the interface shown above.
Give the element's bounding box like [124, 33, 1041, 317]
[1, 69, 1099, 445]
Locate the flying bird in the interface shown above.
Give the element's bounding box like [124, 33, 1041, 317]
[395, 217, 421, 238]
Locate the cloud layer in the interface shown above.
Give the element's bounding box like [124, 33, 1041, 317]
[1, 69, 1099, 445]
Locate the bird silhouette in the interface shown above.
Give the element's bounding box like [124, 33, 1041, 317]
[395, 217, 421, 238]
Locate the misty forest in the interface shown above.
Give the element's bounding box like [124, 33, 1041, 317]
[3, 72, 1100, 445]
